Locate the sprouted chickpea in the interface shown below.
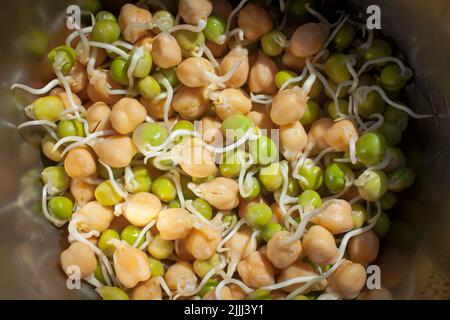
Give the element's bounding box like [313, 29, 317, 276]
[249, 50, 279, 95]
[60, 242, 97, 279]
[114, 241, 151, 288]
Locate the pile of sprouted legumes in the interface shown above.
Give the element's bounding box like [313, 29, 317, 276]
[11, 0, 432, 300]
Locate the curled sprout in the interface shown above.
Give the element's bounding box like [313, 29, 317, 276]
[11, 79, 60, 95]
[98, 160, 128, 199]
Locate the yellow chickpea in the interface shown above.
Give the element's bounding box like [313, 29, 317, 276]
[50, 88, 82, 110]
[156, 208, 193, 240]
[114, 241, 151, 288]
[225, 227, 257, 264]
[348, 230, 379, 265]
[199, 116, 223, 146]
[60, 242, 97, 279]
[172, 86, 209, 120]
[93, 136, 137, 168]
[311, 200, 354, 234]
[118, 4, 152, 43]
[189, 177, 239, 210]
[132, 277, 162, 300]
[246, 103, 276, 130]
[266, 231, 303, 269]
[290, 22, 329, 58]
[140, 96, 175, 120]
[67, 61, 88, 93]
[70, 178, 95, 206]
[175, 138, 217, 178]
[41, 134, 64, 162]
[73, 201, 114, 232]
[213, 88, 252, 120]
[204, 286, 233, 300]
[85, 101, 112, 133]
[228, 283, 247, 299]
[179, 0, 212, 25]
[110, 98, 147, 135]
[248, 51, 278, 95]
[280, 122, 308, 160]
[237, 251, 275, 288]
[186, 224, 222, 261]
[277, 261, 321, 293]
[282, 48, 306, 71]
[302, 225, 339, 265]
[326, 260, 367, 299]
[238, 4, 273, 41]
[307, 117, 334, 155]
[164, 260, 198, 292]
[324, 119, 359, 152]
[219, 47, 249, 88]
[87, 69, 123, 105]
[152, 33, 182, 68]
[123, 192, 162, 227]
[176, 57, 215, 88]
[270, 87, 308, 126]
[64, 147, 97, 179]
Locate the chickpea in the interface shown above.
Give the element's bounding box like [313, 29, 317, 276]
[277, 261, 321, 293]
[266, 231, 302, 269]
[164, 260, 198, 292]
[282, 48, 306, 71]
[238, 4, 273, 41]
[270, 87, 308, 126]
[50, 88, 82, 110]
[199, 116, 223, 146]
[225, 228, 257, 262]
[189, 177, 239, 210]
[177, 237, 195, 261]
[302, 225, 339, 265]
[280, 122, 308, 160]
[172, 86, 209, 120]
[311, 200, 354, 234]
[134, 34, 154, 53]
[156, 208, 193, 240]
[114, 241, 151, 288]
[64, 147, 97, 179]
[228, 283, 247, 299]
[175, 138, 217, 178]
[248, 51, 278, 95]
[324, 119, 359, 152]
[186, 224, 221, 260]
[140, 96, 175, 120]
[203, 285, 233, 300]
[132, 277, 162, 300]
[246, 103, 276, 130]
[307, 117, 334, 155]
[348, 230, 379, 265]
[60, 242, 97, 278]
[123, 192, 162, 227]
[73, 201, 114, 232]
[87, 69, 123, 105]
[41, 134, 64, 162]
[110, 98, 147, 134]
[118, 4, 152, 43]
[237, 251, 275, 288]
[176, 57, 214, 88]
[326, 260, 367, 299]
[85, 102, 112, 133]
[290, 23, 329, 58]
[152, 33, 182, 68]
[70, 178, 95, 206]
[66, 61, 88, 93]
[219, 47, 249, 88]
[179, 0, 212, 24]
[213, 88, 252, 121]
[93, 136, 137, 168]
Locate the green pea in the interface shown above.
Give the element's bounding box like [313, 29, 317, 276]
[261, 30, 285, 56]
[351, 203, 368, 229]
[48, 196, 73, 220]
[95, 180, 123, 206]
[98, 229, 120, 257]
[94, 263, 106, 284]
[41, 166, 70, 194]
[261, 223, 282, 242]
[223, 214, 238, 228]
[373, 211, 390, 238]
[151, 176, 177, 202]
[95, 11, 117, 22]
[246, 203, 272, 227]
[193, 198, 213, 220]
[325, 54, 351, 85]
[193, 254, 220, 278]
[148, 234, 174, 259]
[364, 39, 393, 62]
[388, 167, 415, 192]
[97, 287, 129, 300]
[130, 51, 152, 78]
[133, 123, 169, 150]
[301, 76, 323, 99]
[294, 295, 311, 300]
[128, 167, 152, 193]
[110, 57, 129, 86]
[33, 96, 64, 122]
[247, 289, 272, 300]
[357, 170, 389, 201]
[153, 10, 175, 34]
[243, 177, 261, 200]
[121, 225, 145, 247]
[297, 160, 323, 191]
[384, 106, 409, 131]
[79, 0, 102, 13]
[324, 163, 352, 193]
[287, 177, 301, 197]
[199, 279, 218, 297]
[181, 175, 196, 200]
[333, 23, 356, 51]
[357, 90, 386, 119]
[275, 70, 297, 89]
[173, 120, 195, 132]
[222, 114, 254, 140]
[57, 119, 85, 138]
[327, 99, 349, 119]
[155, 67, 180, 87]
[356, 132, 388, 166]
[48, 46, 76, 74]
[288, 0, 316, 21]
[98, 166, 124, 180]
[24, 29, 49, 58]
[219, 151, 241, 178]
[259, 163, 283, 192]
[380, 63, 409, 92]
[380, 191, 398, 210]
[204, 15, 226, 44]
[149, 257, 165, 277]
[92, 20, 121, 44]
[301, 100, 321, 125]
[168, 199, 181, 208]
[378, 121, 402, 146]
[298, 190, 321, 211]
[249, 135, 278, 165]
[174, 30, 205, 53]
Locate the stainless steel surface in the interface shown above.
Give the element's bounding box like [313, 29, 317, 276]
[0, 0, 449, 299]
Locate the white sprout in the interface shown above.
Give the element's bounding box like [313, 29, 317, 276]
[153, 74, 173, 127]
[323, 15, 350, 49]
[280, 67, 309, 91]
[359, 28, 374, 50]
[124, 166, 139, 193]
[11, 79, 61, 95]
[216, 219, 247, 253]
[126, 47, 146, 91]
[349, 135, 357, 164]
[66, 26, 93, 48]
[278, 161, 290, 215]
[312, 147, 334, 166]
[98, 160, 128, 199]
[167, 169, 185, 207]
[225, 0, 249, 40]
[88, 41, 130, 59]
[86, 47, 98, 77]
[41, 185, 67, 227]
[17, 120, 57, 130]
[133, 219, 156, 248]
[362, 113, 385, 133]
[155, 276, 173, 299]
[358, 57, 413, 78]
[215, 278, 253, 300]
[237, 151, 255, 198]
[202, 44, 220, 70]
[250, 92, 273, 104]
[168, 19, 207, 33]
[61, 130, 115, 156]
[367, 148, 393, 171]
